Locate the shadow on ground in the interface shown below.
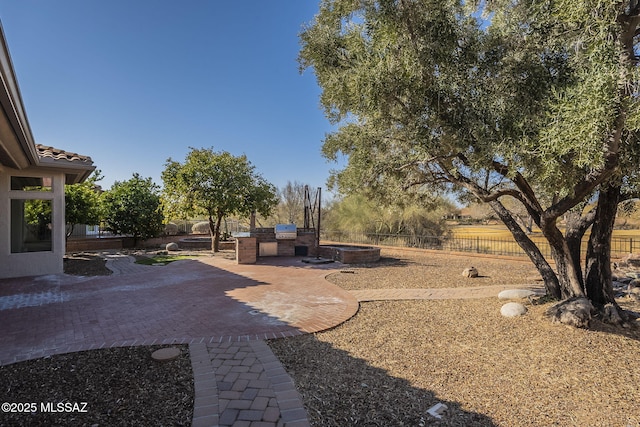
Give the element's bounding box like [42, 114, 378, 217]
[268, 334, 496, 426]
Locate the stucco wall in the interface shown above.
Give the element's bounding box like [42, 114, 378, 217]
[0, 167, 66, 278]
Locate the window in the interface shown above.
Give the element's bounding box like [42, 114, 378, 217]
[11, 176, 53, 191]
[10, 199, 53, 253]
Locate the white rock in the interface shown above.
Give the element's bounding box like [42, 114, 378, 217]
[166, 242, 179, 251]
[151, 347, 181, 362]
[498, 289, 537, 300]
[462, 267, 478, 278]
[427, 402, 448, 419]
[501, 302, 528, 317]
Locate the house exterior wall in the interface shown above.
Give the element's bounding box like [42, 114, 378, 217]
[0, 166, 66, 278]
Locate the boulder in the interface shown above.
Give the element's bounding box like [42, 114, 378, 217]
[498, 289, 537, 300]
[602, 303, 625, 326]
[501, 302, 528, 317]
[620, 253, 640, 268]
[166, 242, 179, 252]
[546, 297, 593, 328]
[462, 267, 478, 278]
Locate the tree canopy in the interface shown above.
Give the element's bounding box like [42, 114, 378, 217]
[324, 193, 452, 240]
[274, 181, 308, 225]
[101, 173, 164, 245]
[65, 170, 102, 238]
[301, 0, 640, 326]
[162, 147, 278, 251]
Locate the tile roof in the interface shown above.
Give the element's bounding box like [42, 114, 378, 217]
[35, 144, 93, 165]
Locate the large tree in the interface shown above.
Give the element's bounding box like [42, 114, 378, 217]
[301, 0, 640, 325]
[101, 173, 164, 246]
[162, 147, 278, 252]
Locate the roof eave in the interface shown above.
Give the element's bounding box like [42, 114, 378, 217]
[0, 21, 39, 168]
[35, 156, 96, 184]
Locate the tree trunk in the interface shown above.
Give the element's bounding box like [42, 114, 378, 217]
[209, 213, 224, 253]
[549, 245, 584, 299]
[488, 200, 562, 299]
[540, 217, 585, 299]
[564, 212, 588, 289]
[563, 207, 599, 291]
[66, 223, 75, 239]
[584, 184, 620, 307]
[208, 215, 218, 252]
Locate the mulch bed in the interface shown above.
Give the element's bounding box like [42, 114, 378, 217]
[0, 345, 193, 427]
[63, 253, 112, 276]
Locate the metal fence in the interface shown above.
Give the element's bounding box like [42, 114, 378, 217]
[321, 230, 640, 259]
[66, 219, 248, 239]
[67, 224, 110, 239]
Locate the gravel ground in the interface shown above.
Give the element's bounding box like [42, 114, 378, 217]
[325, 249, 542, 290]
[269, 249, 640, 427]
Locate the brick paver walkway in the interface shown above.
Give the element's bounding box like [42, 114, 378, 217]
[0, 252, 543, 426]
[190, 340, 309, 427]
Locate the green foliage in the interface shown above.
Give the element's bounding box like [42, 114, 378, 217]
[161, 147, 277, 250]
[65, 170, 102, 237]
[324, 194, 453, 238]
[302, 0, 637, 205]
[24, 199, 51, 226]
[101, 173, 164, 243]
[22, 199, 52, 242]
[134, 254, 196, 265]
[162, 147, 277, 222]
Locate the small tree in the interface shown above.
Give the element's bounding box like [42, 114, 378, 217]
[162, 147, 278, 252]
[65, 171, 102, 238]
[101, 173, 164, 246]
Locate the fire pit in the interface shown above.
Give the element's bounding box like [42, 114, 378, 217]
[317, 245, 380, 263]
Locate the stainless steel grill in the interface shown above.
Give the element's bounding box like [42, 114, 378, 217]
[275, 224, 297, 239]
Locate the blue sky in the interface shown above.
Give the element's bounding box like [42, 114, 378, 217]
[0, 1, 338, 192]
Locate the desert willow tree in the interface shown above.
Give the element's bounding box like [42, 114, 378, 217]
[301, 0, 640, 325]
